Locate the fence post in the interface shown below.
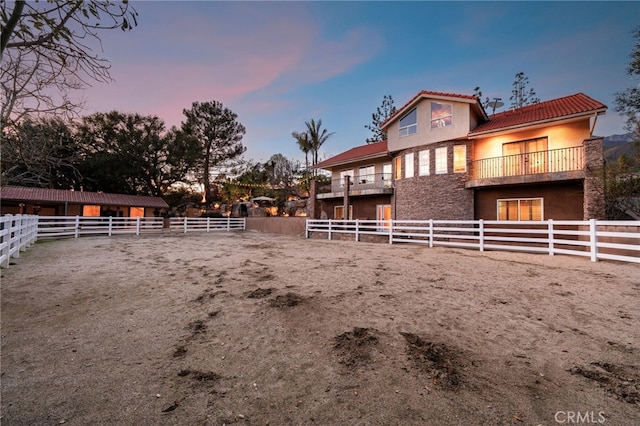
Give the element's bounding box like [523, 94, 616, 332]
[589, 218, 598, 262]
[19, 215, 27, 252]
[305, 220, 309, 239]
[207, 217, 211, 232]
[328, 219, 333, 240]
[548, 219, 554, 256]
[479, 219, 484, 252]
[136, 217, 141, 236]
[355, 219, 359, 242]
[389, 220, 393, 244]
[227, 216, 231, 231]
[183, 217, 188, 234]
[428, 219, 434, 248]
[108, 216, 113, 237]
[75, 215, 80, 238]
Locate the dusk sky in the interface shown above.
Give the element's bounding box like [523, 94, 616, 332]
[82, 1, 640, 164]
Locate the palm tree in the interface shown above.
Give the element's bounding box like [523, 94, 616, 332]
[292, 130, 312, 187]
[305, 118, 334, 173]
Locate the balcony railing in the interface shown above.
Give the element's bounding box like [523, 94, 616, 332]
[317, 173, 392, 194]
[471, 146, 585, 180]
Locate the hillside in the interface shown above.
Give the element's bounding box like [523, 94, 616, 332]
[603, 133, 638, 162]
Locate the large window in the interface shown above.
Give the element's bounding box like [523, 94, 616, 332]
[358, 165, 375, 184]
[497, 198, 543, 221]
[130, 207, 145, 217]
[453, 145, 466, 173]
[395, 157, 402, 179]
[83, 205, 100, 216]
[435, 147, 447, 174]
[405, 153, 414, 178]
[419, 150, 430, 176]
[399, 108, 417, 136]
[431, 102, 452, 129]
[340, 169, 354, 187]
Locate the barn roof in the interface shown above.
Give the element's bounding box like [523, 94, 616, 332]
[0, 186, 169, 209]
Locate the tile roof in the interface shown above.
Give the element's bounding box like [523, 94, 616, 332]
[313, 140, 389, 170]
[0, 186, 169, 209]
[469, 93, 607, 136]
[381, 90, 484, 130]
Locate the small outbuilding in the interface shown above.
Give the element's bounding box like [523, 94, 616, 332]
[0, 186, 169, 217]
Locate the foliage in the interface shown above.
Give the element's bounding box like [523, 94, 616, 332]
[603, 143, 640, 219]
[304, 118, 334, 172]
[1, 117, 82, 188]
[364, 95, 396, 144]
[76, 111, 200, 196]
[0, 1, 138, 129]
[181, 101, 246, 205]
[615, 26, 640, 137]
[292, 130, 311, 185]
[510, 72, 539, 109]
[473, 87, 490, 110]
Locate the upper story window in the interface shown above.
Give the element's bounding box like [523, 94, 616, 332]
[399, 108, 417, 137]
[405, 153, 414, 178]
[358, 165, 375, 184]
[435, 147, 448, 174]
[431, 102, 452, 129]
[453, 145, 466, 173]
[394, 157, 402, 179]
[419, 150, 430, 175]
[340, 169, 354, 187]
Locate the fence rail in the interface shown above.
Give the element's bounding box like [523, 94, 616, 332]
[306, 219, 640, 264]
[0, 215, 246, 267]
[0, 215, 39, 268]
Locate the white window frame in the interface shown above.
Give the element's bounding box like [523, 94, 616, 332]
[405, 152, 414, 178]
[339, 169, 354, 187]
[399, 108, 417, 137]
[435, 147, 448, 174]
[358, 165, 375, 184]
[497, 198, 544, 221]
[431, 102, 453, 129]
[419, 150, 430, 176]
[453, 145, 467, 173]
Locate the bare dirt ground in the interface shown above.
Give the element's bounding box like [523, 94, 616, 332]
[1, 231, 639, 425]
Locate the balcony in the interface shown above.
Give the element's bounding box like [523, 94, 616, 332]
[467, 146, 585, 188]
[316, 173, 393, 199]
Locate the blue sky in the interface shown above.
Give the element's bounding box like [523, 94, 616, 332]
[82, 1, 640, 165]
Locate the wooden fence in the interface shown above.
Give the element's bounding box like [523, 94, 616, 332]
[306, 219, 640, 264]
[0, 215, 246, 267]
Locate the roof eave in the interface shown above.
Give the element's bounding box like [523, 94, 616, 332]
[312, 152, 391, 170]
[468, 108, 607, 139]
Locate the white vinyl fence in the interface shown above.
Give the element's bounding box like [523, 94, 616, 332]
[306, 219, 640, 264]
[0, 215, 246, 267]
[0, 215, 38, 268]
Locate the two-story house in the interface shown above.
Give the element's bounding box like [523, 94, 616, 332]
[312, 90, 607, 222]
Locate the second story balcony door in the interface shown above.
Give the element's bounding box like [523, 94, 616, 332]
[502, 138, 548, 176]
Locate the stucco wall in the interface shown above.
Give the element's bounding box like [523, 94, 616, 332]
[319, 195, 392, 220]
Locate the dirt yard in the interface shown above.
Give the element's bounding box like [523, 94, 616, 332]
[1, 231, 639, 425]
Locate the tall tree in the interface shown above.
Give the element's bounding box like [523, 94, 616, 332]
[304, 118, 334, 172]
[1, 117, 82, 188]
[0, 1, 138, 129]
[181, 101, 247, 204]
[292, 130, 311, 187]
[365, 95, 396, 143]
[76, 111, 200, 196]
[510, 72, 540, 109]
[615, 26, 640, 136]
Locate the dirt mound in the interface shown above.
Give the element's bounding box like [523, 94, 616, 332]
[334, 327, 379, 368]
[247, 288, 273, 299]
[400, 332, 465, 390]
[269, 292, 304, 307]
[570, 362, 640, 405]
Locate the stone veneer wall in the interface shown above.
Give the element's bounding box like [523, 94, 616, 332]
[583, 137, 606, 220]
[393, 141, 474, 220]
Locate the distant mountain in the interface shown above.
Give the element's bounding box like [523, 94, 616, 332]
[603, 133, 638, 162]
